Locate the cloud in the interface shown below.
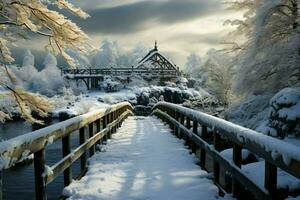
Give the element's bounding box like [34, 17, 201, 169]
[168, 31, 228, 46]
[73, 0, 223, 34]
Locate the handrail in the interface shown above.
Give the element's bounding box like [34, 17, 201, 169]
[152, 102, 300, 199]
[0, 102, 134, 200]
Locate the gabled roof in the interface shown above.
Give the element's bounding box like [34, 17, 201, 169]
[136, 41, 178, 71]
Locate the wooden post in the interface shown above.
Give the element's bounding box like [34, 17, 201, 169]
[185, 117, 191, 147]
[186, 117, 191, 129]
[213, 131, 221, 184]
[113, 111, 116, 133]
[265, 161, 277, 197]
[103, 116, 108, 142]
[191, 121, 198, 153]
[174, 111, 179, 137]
[34, 148, 46, 200]
[200, 126, 207, 169]
[233, 144, 242, 168]
[179, 113, 184, 139]
[89, 122, 95, 156]
[108, 114, 112, 139]
[0, 171, 2, 200]
[96, 119, 101, 145]
[62, 135, 72, 187]
[232, 143, 242, 196]
[79, 127, 87, 173]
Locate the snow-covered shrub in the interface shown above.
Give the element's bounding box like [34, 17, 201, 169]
[257, 88, 300, 138]
[100, 76, 122, 92]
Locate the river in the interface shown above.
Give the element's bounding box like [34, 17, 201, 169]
[0, 119, 82, 200]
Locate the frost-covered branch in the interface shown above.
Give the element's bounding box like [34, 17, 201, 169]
[0, 0, 91, 123]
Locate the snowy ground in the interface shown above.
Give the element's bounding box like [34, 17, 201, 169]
[63, 116, 228, 200]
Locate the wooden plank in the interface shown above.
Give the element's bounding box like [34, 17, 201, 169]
[265, 161, 277, 197]
[62, 135, 72, 187]
[34, 148, 46, 200]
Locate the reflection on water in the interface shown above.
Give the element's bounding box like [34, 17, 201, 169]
[0, 119, 82, 200]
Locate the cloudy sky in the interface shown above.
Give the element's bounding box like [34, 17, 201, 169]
[18, 0, 241, 67]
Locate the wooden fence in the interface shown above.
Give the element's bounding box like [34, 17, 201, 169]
[0, 102, 133, 200]
[61, 68, 179, 78]
[152, 102, 300, 200]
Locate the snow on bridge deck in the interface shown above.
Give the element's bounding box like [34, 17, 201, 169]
[63, 116, 226, 200]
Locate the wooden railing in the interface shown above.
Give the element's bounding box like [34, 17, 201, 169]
[152, 102, 300, 200]
[61, 68, 179, 77]
[0, 102, 133, 200]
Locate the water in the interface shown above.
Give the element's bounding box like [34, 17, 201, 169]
[0, 120, 82, 200]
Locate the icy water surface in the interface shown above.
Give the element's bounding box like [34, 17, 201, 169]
[0, 119, 81, 200]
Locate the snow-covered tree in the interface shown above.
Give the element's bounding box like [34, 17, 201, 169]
[91, 40, 148, 68]
[0, 0, 90, 123]
[202, 49, 235, 107]
[224, 0, 300, 94]
[184, 53, 203, 78]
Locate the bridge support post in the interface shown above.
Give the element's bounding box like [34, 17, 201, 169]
[107, 114, 112, 139]
[89, 123, 95, 157]
[185, 117, 192, 150]
[62, 135, 72, 187]
[191, 121, 198, 154]
[34, 148, 46, 200]
[179, 114, 184, 139]
[213, 132, 221, 184]
[265, 161, 277, 197]
[96, 119, 101, 146]
[79, 127, 87, 173]
[200, 125, 207, 170]
[113, 111, 116, 133]
[174, 112, 179, 137]
[232, 144, 242, 196]
[103, 116, 108, 142]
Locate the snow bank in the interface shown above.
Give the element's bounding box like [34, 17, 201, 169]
[242, 161, 300, 192]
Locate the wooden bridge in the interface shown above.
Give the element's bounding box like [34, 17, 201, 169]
[0, 102, 300, 200]
[61, 42, 181, 90]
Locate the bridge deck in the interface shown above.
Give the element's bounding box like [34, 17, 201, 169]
[63, 116, 223, 200]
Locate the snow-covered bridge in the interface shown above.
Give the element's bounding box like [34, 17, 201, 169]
[0, 102, 300, 200]
[62, 42, 181, 90]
